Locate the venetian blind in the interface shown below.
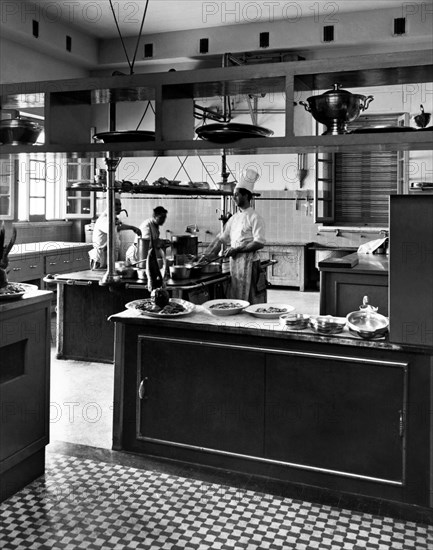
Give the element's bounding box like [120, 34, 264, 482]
[334, 114, 401, 225]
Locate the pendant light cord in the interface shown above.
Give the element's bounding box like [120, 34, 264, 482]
[109, 0, 150, 75]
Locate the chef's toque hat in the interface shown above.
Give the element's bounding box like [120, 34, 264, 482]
[235, 168, 260, 193]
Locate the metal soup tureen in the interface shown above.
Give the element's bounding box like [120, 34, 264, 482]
[300, 83, 374, 135]
[346, 296, 389, 339]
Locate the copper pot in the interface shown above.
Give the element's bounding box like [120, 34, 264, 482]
[300, 83, 374, 135]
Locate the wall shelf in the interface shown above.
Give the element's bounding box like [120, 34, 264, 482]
[0, 49, 431, 159]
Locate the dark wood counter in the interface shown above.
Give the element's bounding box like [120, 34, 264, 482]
[51, 269, 230, 363]
[319, 253, 388, 316]
[0, 291, 52, 502]
[109, 307, 433, 522]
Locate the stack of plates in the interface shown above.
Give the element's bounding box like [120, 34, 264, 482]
[195, 123, 273, 143]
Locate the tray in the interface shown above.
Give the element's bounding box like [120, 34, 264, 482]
[93, 131, 155, 143]
[196, 123, 273, 143]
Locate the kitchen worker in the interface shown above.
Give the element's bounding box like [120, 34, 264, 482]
[125, 206, 169, 263]
[89, 196, 141, 269]
[200, 168, 267, 303]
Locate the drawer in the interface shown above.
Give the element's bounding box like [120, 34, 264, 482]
[45, 248, 90, 274]
[8, 257, 44, 282]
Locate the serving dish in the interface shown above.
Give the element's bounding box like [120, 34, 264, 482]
[0, 282, 38, 300]
[195, 123, 274, 143]
[309, 315, 346, 334]
[202, 299, 249, 316]
[245, 303, 295, 319]
[280, 313, 310, 330]
[346, 296, 389, 340]
[125, 298, 194, 318]
[93, 130, 155, 143]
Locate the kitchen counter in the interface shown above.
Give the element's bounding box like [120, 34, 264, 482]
[318, 253, 389, 316]
[111, 304, 399, 351]
[10, 241, 91, 257]
[8, 241, 92, 284]
[50, 268, 230, 362]
[109, 303, 433, 521]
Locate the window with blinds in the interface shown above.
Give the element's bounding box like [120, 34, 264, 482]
[333, 113, 406, 225]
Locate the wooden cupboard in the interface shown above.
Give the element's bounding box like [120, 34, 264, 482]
[0, 292, 52, 502]
[111, 317, 432, 514]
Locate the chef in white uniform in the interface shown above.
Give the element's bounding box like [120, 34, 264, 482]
[89, 197, 141, 269]
[201, 168, 267, 303]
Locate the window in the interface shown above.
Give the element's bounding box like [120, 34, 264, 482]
[315, 113, 408, 226]
[18, 154, 66, 221]
[0, 158, 16, 220]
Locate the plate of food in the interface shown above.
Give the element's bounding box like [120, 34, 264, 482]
[202, 299, 250, 316]
[244, 303, 295, 319]
[0, 282, 38, 300]
[125, 297, 195, 318]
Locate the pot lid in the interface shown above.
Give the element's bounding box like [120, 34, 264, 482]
[322, 83, 353, 95]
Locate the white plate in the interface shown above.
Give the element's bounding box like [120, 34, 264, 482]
[125, 298, 195, 318]
[202, 299, 250, 316]
[245, 303, 295, 319]
[0, 282, 38, 300]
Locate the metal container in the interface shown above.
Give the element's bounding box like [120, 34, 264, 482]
[201, 262, 221, 274]
[309, 315, 346, 334]
[169, 265, 191, 279]
[299, 83, 374, 135]
[346, 296, 389, 339]
[171, 234, 198, 258]
[136, 238, 150, 262]
[0, 118, 43, 145]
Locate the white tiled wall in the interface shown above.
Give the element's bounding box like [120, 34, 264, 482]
[116, 191, 383, 257]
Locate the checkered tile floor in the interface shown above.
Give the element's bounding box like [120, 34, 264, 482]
[1, 453, 432, 550]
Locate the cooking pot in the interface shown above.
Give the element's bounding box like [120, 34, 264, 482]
[171, 234, 198, 258]
[201, 262, 222, 274]
[299, 83, 374, 135]
[169, 265, 191, 279]
[0, 117, 43, 145]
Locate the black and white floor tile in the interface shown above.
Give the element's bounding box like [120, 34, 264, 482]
[1, 451, 432, 550]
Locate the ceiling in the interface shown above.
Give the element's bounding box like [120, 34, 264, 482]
[30, 0, 426, 39]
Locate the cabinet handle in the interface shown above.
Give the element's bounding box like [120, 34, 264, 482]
[63, 260, 71, 264]
[49, 262, 57, 266]
[12, 267, 21, 271]
[138, 377, 149, 400]
[30, 265, 38, 269]
[75, 257, 83, 261]
[399, 410, 405, 437]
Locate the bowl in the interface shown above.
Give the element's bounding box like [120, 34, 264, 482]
[244, 303, 295, 319]
[309, 315, 346, 334]
[299, 83, 374, 135]
[169, 265, 191, 279]
[0, 118, 43, 145]
[202, 299, 250, 316]
[280, 313, 310, 330]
